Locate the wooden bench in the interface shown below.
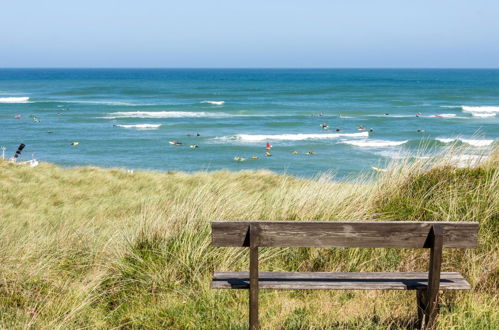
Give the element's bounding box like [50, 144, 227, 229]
[211, 221, 478, 329]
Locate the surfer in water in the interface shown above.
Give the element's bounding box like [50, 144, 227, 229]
[265, 143, 272, 150]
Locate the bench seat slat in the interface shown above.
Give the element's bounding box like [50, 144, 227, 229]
[212, 272, 470, 290]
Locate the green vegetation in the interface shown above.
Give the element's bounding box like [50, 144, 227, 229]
[0, 148, 497, 329]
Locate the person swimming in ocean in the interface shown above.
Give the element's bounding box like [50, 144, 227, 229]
[169, 140, 182, 145]
[356, 125, 366, 131]
[335, 128, 341, 132]
[320, 123, 329, 130]
[416, 112, 422, 117]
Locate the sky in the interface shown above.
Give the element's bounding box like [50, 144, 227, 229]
[1, 0, 499, 68]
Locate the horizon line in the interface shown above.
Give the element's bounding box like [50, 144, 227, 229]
[2, 67, 499, 70]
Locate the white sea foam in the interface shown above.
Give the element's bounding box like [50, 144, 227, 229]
[215, 132, 369, 142]
[461, 106, 499, 114]
[436, 138, 495, 147]
[440, 105, 462, 109]
[375, 150, 405, 159]
[105, 111, 230, 119]
[115, 124, 162, 130]
[342, 139, 408, 148]
[0, 96, 30, 103]
[459, 106, 499, 118]
[201, 100, 225, 105]
[432, 113, 456, 118]
[450, 155, 485, 167]
[66, 100, 143, 106]
[368, 114, 414, 118]
[470, 112, 496, 118]
[375, 150, 432, 160]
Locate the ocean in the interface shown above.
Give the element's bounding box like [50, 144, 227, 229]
[0, 69, 497, 177]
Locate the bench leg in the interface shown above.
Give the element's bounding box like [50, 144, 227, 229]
[416, 290, 426, 329]
[249, 254, 258, 330]
[424, 290, 440, 329]
[249, 225, 259, 330]
[423, 225, 443, 330]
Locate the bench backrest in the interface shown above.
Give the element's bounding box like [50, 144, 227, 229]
[212, 221, 478, 249]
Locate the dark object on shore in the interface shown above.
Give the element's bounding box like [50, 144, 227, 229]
[211, 220, 478, 330]
[13, 143, 26, 160]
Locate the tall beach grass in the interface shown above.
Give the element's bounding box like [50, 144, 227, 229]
[0, 146, 497, 329]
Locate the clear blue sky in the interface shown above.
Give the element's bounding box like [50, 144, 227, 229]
[1, 0, 498, 68]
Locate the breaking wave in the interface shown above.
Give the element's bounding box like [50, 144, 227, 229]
[441, 106, 499, 117]
[436, 138, 495, 147]
[342, 139, 408, 148]
[63, 100, 152, 106]
[461, 106, 499, 118]
[440, 105, 462, 109]
[201, 100, 225, 105]
[461, 106, 499, 113]
[0, 96, 30, 103]
[214, 132, 369, 142]
[105, 111, 230, 119]
[470, 112, 496, 118]
[431, 113, 456, 118]
[115, 124, 162, 130]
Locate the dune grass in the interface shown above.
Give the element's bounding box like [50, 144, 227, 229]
[0, 147, 497, 329]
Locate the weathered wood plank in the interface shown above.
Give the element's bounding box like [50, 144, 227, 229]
[249, 224, 259, 330]
[212, 272, 471, 290]
[211, 221, 478, 248]
[424, 225, 444, 329]
[416, 290, 426, 329]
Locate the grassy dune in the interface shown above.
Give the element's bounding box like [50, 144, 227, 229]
[0, 148, 497, 329]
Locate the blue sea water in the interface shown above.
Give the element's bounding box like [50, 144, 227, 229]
[0, 69, 498, 178]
